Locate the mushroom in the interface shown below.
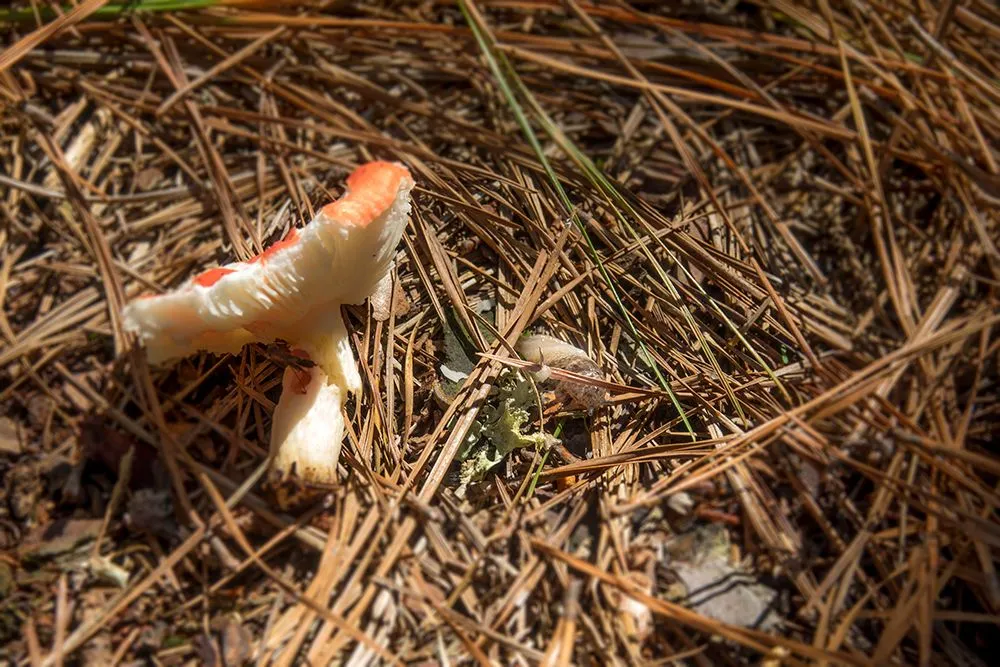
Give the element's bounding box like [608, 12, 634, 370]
[122, 161, 414, 487]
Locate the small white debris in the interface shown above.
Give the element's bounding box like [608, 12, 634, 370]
[440, 364, 470, 383]
[666, 492, 694, 515]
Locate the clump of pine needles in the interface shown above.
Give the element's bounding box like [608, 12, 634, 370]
[1, 1, 998, 664]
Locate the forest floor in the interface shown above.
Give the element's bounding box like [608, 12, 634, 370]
[1, 1, 998, 665]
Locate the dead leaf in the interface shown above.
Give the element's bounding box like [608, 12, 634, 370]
[668, 525, 779, 630]
[218, 617, 252, 666]
[19, 518, 103, 560]
[0, 417, 24, 455]
[135, 167, 164, 191]
[370, 269, 394, 322]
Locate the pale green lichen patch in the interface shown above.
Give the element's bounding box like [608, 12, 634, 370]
[456, 375, 549, 488]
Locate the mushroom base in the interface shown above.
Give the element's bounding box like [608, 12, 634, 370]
[269, 365, 345, 486]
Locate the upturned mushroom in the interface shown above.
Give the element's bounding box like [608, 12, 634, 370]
[123, 161, 414, 487]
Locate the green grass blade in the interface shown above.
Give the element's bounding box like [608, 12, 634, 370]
[459, 0, 696, 438]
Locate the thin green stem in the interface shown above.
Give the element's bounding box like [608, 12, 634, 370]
[459, 0, 696, 438]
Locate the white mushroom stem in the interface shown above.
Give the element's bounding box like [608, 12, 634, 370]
[270, 365, 345, 485]
[269, 307, 361, 484]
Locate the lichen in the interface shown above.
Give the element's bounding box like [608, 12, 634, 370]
[456, 375, 548, 487]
